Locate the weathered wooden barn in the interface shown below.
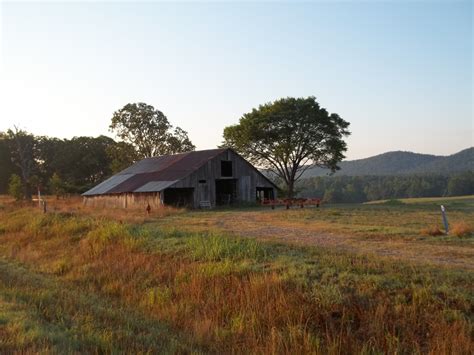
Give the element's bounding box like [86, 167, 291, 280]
[82, 148, 277, 209]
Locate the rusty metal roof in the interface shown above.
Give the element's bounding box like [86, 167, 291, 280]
[83, 149, 226, 196]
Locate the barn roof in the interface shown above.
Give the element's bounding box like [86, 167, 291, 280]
[83, 148, 227, 196]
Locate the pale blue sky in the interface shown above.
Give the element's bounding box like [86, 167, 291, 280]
[0, 1, 472, 159]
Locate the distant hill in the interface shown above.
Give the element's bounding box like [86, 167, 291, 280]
[302, 147, 474, 178]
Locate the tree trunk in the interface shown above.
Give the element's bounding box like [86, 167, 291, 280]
[23, 180, 32, 201]
[287, 180, 294, 199]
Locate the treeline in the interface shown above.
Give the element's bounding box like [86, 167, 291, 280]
[296, 173, 474, 203]
[0, 130, 138, 197]
[1, 103, 197, 200]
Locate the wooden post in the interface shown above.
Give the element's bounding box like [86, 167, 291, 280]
[38, 186, 41, 208]
[440, 205, 449, 234]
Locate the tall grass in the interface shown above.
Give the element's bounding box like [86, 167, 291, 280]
[185, 233, 267, 261]
[0, 207, 472, 353]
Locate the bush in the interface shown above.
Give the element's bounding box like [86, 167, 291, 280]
[420, 226, 444, 236]
[450, 222, 473, 238]
[8, 174, 23, 201]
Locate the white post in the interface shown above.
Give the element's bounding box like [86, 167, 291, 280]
[441, 205, 449, 234]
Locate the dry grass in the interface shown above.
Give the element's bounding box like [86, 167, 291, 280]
[451, 222, 474, 238]
[0, 205, 472, 353]
[420, 226, 445, 236]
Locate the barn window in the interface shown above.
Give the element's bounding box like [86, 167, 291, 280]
[199, 180, 206, 183]
[221, 161, 233, 177]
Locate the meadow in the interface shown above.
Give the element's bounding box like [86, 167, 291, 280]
[0, 196, 472, 353]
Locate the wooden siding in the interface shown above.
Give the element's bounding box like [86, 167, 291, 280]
[83, 192, 162, 209]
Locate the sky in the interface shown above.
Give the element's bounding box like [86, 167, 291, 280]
[0, 0, 472, 160]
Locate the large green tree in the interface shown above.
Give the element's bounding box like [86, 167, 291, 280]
[0, 132, 20, 194]
[37, 135, 116, 193]
[106, 141, 139, 173]
[222, 97, 350, 198]
[7, 128, 38, 200]
[110, 103, 195, 158]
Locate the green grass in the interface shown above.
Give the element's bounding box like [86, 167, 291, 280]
[365, 195, 474, 205]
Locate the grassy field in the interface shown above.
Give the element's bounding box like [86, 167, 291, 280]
[365, 195, 474, 205]
[0, 196, 472, 353]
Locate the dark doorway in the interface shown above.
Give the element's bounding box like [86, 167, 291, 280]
[256, 187, 274, 202]
[215, 179, 237, 205]
[221, 161, 233, 177]
[163, 188, 194, 207]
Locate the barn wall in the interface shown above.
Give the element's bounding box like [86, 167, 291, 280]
[83, 192, 162, 209]
[171, 150, 276, 208]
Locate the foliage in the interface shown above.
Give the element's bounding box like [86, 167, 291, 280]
[297, 173, 474, 203]
[49, 173, 65, 198]
[7, 174, 23, 201]
[0, 133, 19, 194]
[109, 102, 195, 158]
[105, 141, 139, 173]
[447, 171, 474, 196]
[222, 97, 350, 198]
[6, 127, 38, 199]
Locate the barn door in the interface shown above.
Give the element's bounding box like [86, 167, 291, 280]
[198, 180, 209, 204]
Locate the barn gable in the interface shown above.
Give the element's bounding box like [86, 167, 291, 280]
[82, 148, 277, 209]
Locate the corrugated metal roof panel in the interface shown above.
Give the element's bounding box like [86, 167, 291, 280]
[133, 180, 178, 192]
[82, 174, 133, 196]
[117, 153, 188, 175]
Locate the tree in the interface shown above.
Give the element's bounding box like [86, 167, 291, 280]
[106, 141, 139, 173]
[447, 172, 474, 196]
[61, 136, 116, 192]
[49, 173, 65, 199]
[222, 97, 350, 198]
[110, 103, 195, 158]
[0, 132, 20, 194]
[7, 127, 38, 200]
[8, 174, 23, 201]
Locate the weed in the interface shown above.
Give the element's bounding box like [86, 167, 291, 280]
[186, 233, 268, 261]
[420, 226, 444, 236]
[450, 222, 473, 238]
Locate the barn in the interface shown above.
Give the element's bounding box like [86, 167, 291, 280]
[82, 148, 277, 209]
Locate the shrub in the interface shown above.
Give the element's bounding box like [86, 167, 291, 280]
[420, 226, 444, 236]
[8, 174, 23, 201]
[450, 222, 473, 238]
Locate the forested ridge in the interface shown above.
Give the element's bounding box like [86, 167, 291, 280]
[303, 148, 473, 177]
[296, 173, 474, 203]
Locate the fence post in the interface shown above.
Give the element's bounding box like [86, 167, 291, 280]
[440, 205, 449, 234]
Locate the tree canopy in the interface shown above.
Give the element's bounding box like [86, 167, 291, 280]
[110, 102, 195, 158]
[222, 96, 350, 197]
